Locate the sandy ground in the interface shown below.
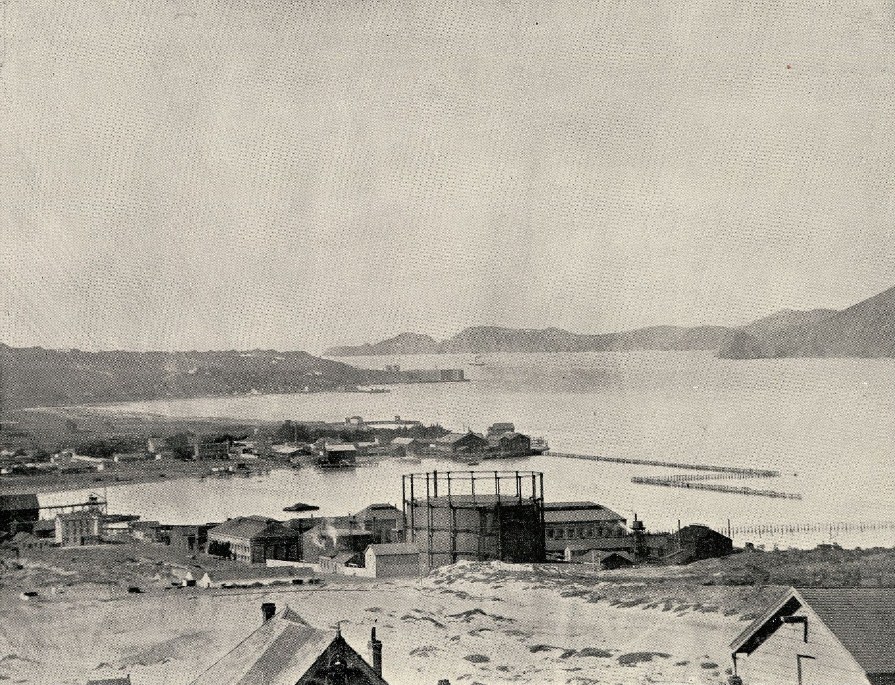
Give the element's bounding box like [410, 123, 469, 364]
[0, 554, 775, 685]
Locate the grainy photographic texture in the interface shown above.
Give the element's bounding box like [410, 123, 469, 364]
[1, 1, 894, 684]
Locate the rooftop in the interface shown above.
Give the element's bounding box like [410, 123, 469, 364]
[731, 587, 895, 677]
[367, 542, 419, 556]
[189, 606, 386, 685]
[210, 516, 297, 540]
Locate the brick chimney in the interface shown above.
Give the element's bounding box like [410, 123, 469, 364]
[261, 602, 276, 623]
[368, 626, 382, 677]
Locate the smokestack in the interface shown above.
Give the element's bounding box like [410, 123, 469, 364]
[368, 626, 382, 676]
[261, 602, 276, 623]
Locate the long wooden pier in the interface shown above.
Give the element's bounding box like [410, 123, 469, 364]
[548, 452, 779, 477]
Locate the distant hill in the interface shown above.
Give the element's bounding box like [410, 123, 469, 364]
[0, 345, 378, 409]
[326, 324, 740, 356]
[743, 308, 838, 339]
[325, 332, 439, 357]
[720, 285, 895, 359]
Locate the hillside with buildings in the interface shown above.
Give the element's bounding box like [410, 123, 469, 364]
[0, 345, 379, 409]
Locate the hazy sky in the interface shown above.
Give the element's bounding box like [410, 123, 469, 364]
[2, 0, 893, 353]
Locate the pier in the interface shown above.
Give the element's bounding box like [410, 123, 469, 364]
[549, 452, 780, 478]
[631, 476, 802, 499]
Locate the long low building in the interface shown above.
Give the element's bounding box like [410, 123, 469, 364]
[544, 501, 628, 553]
[197, 566, 318, 589]
[207, 516, 300, 564]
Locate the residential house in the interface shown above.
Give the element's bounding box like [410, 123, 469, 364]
[207, 516, 300, 564]
[432, 431, 489, 455]
[191, 436, 231, 460]
[0, 493, 39, 537]
[730, 587, 895, 685]
[543, 501, 628, 553]
[364, 543, 419, 578]
[189, 604, 388, 685]
[55, 511, 104, 546]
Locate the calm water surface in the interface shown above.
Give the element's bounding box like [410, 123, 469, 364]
[44, 351, 895, 549]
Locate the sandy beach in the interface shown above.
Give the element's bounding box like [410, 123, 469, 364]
[0, 551, 775, 685]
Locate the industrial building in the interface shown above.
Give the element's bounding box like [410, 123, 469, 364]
[403, 470, 546, 572]
[543, 501, 628, 553]
[206, 516, 300, 564]
[55, 510, 105, 546]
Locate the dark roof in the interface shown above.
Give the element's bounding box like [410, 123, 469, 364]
[544, 502, 625, 524]
[0, 494, 39, 511]
[731, 588, 895, 676]
[209, 516, 296, 540]
[189, 606, 388, 685]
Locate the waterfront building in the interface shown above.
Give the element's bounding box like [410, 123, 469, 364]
[207, 516, 300, 564]
[321, 443, 358, 466]
[487, 431, 532, 457]
[190, 604, 389, 685]
[390, 436, 422, 457]
[543, 501, 628, 553]
[487, 422, 516, 437]
[730, 587, 895, 685]
[432, 431, 489, 455]
[663, 524, 734, 564]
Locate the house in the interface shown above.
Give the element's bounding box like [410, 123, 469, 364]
[301, 517, 375, 564]
[321, 443, 358, 466]
[0, 493, 39, 536]
[730, 587, 895, 685]
[663, 524, 733, 564]
[129, 520, 161, 541]
[207, 516, 300, 564]
[487, 422, 516, 437]
[319, 551, 364, 575]
[364, 543, 419, 578]
[190, 604, 388, 685]
[11, 531, 53, 551]
[565, 548, 634, 570]
[543, 501, 628, 553]
[487, 431, 531, 457]
[112, 451, 151, 463]
[357, 503, 404, 543]
[55, 511, 104, 546]
[390, 437, 422, 457]
[197, 566, 315, 589]
[432, 431, 489, 455]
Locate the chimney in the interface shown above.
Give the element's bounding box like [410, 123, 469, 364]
[368, 626, 383, 677]
[261, 602, 276, 623]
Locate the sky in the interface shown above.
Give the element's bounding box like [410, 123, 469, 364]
[1, 0, 894, 354]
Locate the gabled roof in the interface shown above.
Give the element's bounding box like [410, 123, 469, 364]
[190, 607, 344, 685]
[731, 587, 895, 677]
[209, 516, 296, 540]
[367, 542, 419, 556]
